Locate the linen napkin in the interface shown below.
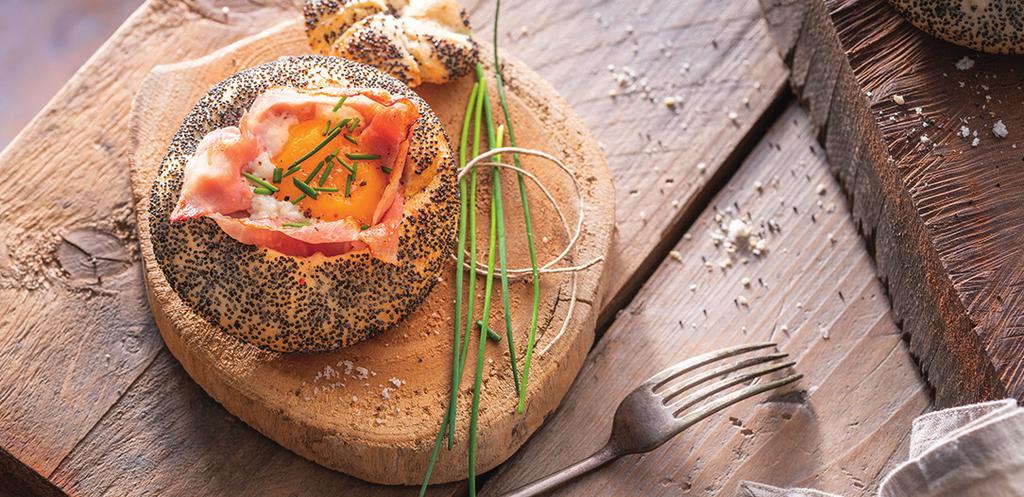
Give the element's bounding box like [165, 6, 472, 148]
[737, 399, 1024, 497]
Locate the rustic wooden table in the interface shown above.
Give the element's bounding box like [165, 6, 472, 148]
[0, 0, 933, 496]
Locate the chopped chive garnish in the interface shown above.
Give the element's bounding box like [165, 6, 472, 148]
[242, 172, 278, 193]
[329, 119, 351, 135]
[283, 164, 302, 178]
[381, 166, 392, 174]
[323, 120, 332, 136]
[332, 95, 347, 112]
[288, 127, 341, 171]
[476, 320, 502, 342]
[304, 159, 325, 184]
[345, 153, 380, 160]
[282, 222, 309, 228]
[293, 177, 318, 200]
[252, 187, 273, 195]
[290, 193, 306, 205]
[314, 186, 338, 192]
[338, 158, 355, 174]
[344, 162, 358, 197]
[348, 118, 360, 131]
[272, 167, 282, 184]
[319, 160, 336, 187]
[343, 134, 358, 145]
[360, 224, 370, 230]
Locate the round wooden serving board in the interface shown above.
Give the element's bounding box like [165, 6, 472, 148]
[128, 19, 614, 485]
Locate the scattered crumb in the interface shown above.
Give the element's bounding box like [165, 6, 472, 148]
[955, 56, 975, 71]
[221, 6, 230, 15]
[741, 277, 751, 288]
[780, 324, 789, 334]
[355, 367, 369, 380]
[993, 120, 1008, 138]
[689, 284, 697, 292]
[381, 388, 391, 400]
[663, 96, 680, 109]
[892, 94, 905, 105]
[819, 326, 830, 340]
[815, 183, 827, 195]
[960, 125, 970, 138]
[736, 295, 749, 306]
[753, 181, 764, 193]
[389, 377, 403, 388]
[972, 137, 981, 147]
[728, 110, 739, 123]
[919, 134, 930, 144]
[669, 250, 684, 262]
[696, 162, 707, 174]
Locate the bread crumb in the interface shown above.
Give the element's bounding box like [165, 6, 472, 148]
[741, 277, 751, 287]
[972, 137, 981, 147]
[815, 183, 827, 195]
[669, 250, 683, 262]
[689, 284, 697, 292]
[955, 56, 975, 71]
[696, 162, 707, 174]
[892, 94, 905, 105]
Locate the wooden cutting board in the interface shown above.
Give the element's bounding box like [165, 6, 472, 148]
[129, 19, 614, 485]
[759, 0, 1024, 404]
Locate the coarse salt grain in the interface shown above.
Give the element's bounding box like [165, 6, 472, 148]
[993, 120, 1008, 138]
[955, 56, 975, 71]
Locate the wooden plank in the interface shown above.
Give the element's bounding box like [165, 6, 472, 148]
[481, 104, 931, 496]
[0, 0, 788, 494]
[758, 0, 1024, 404]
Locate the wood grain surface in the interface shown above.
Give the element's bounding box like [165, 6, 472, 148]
[759, 0, 1024, 405]
[0, 0, 936, 495]
[482, 104, 931, 497]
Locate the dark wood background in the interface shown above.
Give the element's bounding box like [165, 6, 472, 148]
[0, 0, 141, 148]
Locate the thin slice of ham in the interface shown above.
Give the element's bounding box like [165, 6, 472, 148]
[170, 127, 259, 221]
[170, 87, 418, 263]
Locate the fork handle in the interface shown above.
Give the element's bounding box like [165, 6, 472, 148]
[499, 443, 620, 497]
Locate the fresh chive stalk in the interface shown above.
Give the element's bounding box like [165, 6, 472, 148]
[381, 166, 393, 174]
[345, 152, 381, 161]
[282, 221, 309, 228]
[344, 134, 358, 145]
[289, 127, 341, 171]
[468, 173, 499, 497]
[305, 160, 326, 184]
[315, 187, 338, 192]
[493, 0, 542, 414]
[323, 120, 332, 136]
[476, 320, 502, 342]
[475, 65, 521, 399]
[319, 160, 336, 187]
[291, 194, 306, 205]
[242, 172, 278, 193]
[293, 177, 318, 200]
[252, 187, 273, 195]
[344, 162, 358, 197]
[272, 167, 282, 184]
[332, 95, 347, 112]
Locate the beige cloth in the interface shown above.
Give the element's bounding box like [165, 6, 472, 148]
[737, 399, 1024, 497]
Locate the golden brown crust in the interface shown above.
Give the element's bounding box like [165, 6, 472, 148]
[304, 0, 479, 86]
[889, 0, 1024, 54]
[148, 55, 457, 352]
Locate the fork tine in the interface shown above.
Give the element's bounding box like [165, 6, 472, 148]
[674, 373, 803, 428]
[668, 361, 797, 414]
[648, 342, 777, 389]
[659, 352, 789, 403]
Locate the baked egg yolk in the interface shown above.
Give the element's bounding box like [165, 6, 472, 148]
[272, 118, 389, 226]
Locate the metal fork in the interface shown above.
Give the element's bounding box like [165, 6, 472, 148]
[500, 342, 802, 497]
